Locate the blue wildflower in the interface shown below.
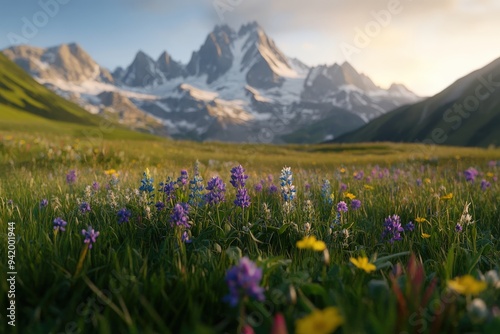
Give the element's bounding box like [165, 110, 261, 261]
[117, 208, 131, 224]
[170, 203, 190, 229]
[53, 217, 67, 232]
[381, 215, 404, 244]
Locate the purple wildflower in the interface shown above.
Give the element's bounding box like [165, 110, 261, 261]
[351, 199, 362, 210]
[205, 176, 226, 205]
[404, 221, 415, 232]
[155, 201, 165, 211]
[161, 180, 177, 202]
[416, 179, 422, 187]
[224, 257, 265, 307]
[481, 179, 491, 191]
[53, 217, 67, 232]
[170, 203, 190, 229]
[489, 160, 497, 168]
[79, 202, 91, 214]
[181, 231, 192, 244]
[230, 165, 248, 188]
[340, 183, 348, 191]
[268, 184, 278, 193]
[40, 199, 49, 208]
[354, 171, 364, 180]
[464, 167, 479, 182]
[117, 208, 131, 224]
[177, 169, 189, 187]
[82, 226, 99, 249]
[66, 170, 77, 185]
[455, 223, 463, 233]
[337, 201, 348, 213]
[92, 181, 100, 191]
[381, 215, 404, 244]
[234, 188, 251, 208]
[254, 183, 263, 192]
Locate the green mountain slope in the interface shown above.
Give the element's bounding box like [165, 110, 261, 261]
[335, 57, 500, 147]
[0, 53, 154, 140]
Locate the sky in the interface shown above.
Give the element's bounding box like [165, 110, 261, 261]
[1, 0, 500, 96]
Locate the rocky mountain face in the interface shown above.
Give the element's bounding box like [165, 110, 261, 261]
[335, 57, 500, 147]
[2, 22, 420, 143]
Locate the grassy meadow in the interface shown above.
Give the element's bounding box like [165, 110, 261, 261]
[1, 126, 500, 334]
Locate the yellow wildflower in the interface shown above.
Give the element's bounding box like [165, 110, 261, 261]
[448, 275, 487, 296]
[486, 172, 494, 178]
[421, 233, 431, 238]
[104, 169, 118, 175]
[440, 193, 453, 200]
[296, 307, 344, 334]
[424, 178, 431, 184]
[350, 256, 376, 273]
[339, 168, 346, 173]
[415, 217, 426, 223]
[364, 185, 374, 190]
[296, 236, 326, 252]
[344, 192, 356, 200]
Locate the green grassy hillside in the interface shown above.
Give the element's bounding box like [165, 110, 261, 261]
[335, 57, 500, 147]
[0, 53, 154, 140]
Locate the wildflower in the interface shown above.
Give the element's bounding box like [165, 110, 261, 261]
[79, 202, 91, 214]
[53, 217, 67, 232]
[234, 188, 251, 208]
[295, 307, 344, 334]
[230, 165, 248, 188]
[416, 178, 422, 186]
[421, 233, 431, 238]
[117, 208, 131, 224]
[455, 223, 463, 233]
[489, 160, 497, 168]
[230, 165, 251, 208]
[177, 169, 189, 188]
[448, 275, 487, 295]
[279, 166, 296, 202]
[181, 231, 192, 244]
[350, 256, 376, 273]
[351, 199, 361, 210]
[404, 222, 415, 232]
[381, 215, 404, 244]
[364, 185, 374, 190]
[155, 201, 165, 211]
[254, 183, 263, 192]
[268, 184, 278, 193]
[170, 203, 190, 229]
[296, 236, 326, 251]
[353, 171, 364, 180]
[188, 166, 205, 206]
[205, 176, 226, 205]
[104, 169, 119, 177]
[92, 181, 100, 191]
[321, 179, 332, 204]
[424, 178, 431, 184]
[81, 226, 100, 249]
[66, 170, 77, 185]
[40, 199, 49, 208]
[271, 313, 288, 334]
[336, 201, 348, 213]
[468, 298, 489, 323]
[339, 183, 348, 191]
[464, 167, 479, 182]
[344, 192, 356, 200]
[415, 217, 426, 223]
[480, 179, 491, 191]
[459, 202, 473, 225]
[223, 257, 265, 307]
[139, 168, 155, 194]
[160, 178, 177, 202]
[440, 193, 453, 200]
